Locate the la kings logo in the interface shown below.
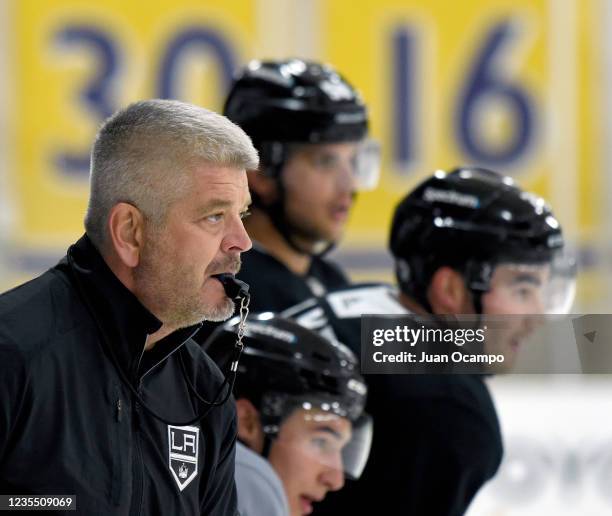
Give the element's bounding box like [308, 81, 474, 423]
[168, 425, 199, 491]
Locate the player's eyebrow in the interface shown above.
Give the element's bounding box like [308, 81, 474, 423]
[200, 199, 232, 212]
[199, 197, 252, 213]
[314, 426, 343, 441]
[510, 274, 543, 286]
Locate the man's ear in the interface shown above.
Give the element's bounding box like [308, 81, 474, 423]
[236, 398, 264, 453]
[427, 266, 473, 314]
[247, 169, 278, 205]
[107, 202, 145, 268]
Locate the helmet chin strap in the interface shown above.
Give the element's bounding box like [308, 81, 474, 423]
[464, 259, 494, 316]
[265, 174, 337, 258]
[261, 434, 274, 459]
[259, 419, 282, 459]
[471, 291, 484, 316]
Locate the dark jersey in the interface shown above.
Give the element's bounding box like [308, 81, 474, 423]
[237, 245, 350, 313]
[282, 283, 503, 516]
[0, 235, 237, 515]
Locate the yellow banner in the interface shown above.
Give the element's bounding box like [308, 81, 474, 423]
[322, 0, 601, 249]
[6, 0, 605, 307]
[11, 0, 256, 246]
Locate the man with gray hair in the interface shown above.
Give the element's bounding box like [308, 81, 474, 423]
[0, 99, 256, 514]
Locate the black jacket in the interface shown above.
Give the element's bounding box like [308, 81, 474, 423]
[0, 235, 238, 515]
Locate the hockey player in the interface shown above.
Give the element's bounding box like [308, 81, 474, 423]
[283, 167, 576, 515]
[223, 59, 379, 312]
[204, 315, 372, 516]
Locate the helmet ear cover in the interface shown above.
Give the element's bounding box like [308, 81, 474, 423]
[258, 142, 287, 176]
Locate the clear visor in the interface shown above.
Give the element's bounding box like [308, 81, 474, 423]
[492, 248, 577, 315]
[289, 138, 380, 192]
[263, 397, 372, 480]
[544, 247, 577, 314]
[341, 414, 373, 479]
[353, 138, 381, 191]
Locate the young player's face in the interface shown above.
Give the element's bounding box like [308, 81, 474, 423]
[481, 263, 550, 370]
[268, 409, 352, 516]
[134, 164, 252, 328]
[281, 142, 361, 246]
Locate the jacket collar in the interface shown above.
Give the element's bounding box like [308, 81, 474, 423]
[61, 234, 201, 381]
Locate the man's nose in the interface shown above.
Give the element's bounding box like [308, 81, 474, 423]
[222, 214, 252, 254]
[336, 162, 356, 194]
[529, 292, 546, 317]
[319, 453, 345, 492]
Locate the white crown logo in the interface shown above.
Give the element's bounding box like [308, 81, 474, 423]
[178, 463, 188, 479]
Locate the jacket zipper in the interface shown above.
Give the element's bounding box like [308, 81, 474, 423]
[111, 393, 124, 506]
[130, 343, 146, 516]
[133, 383, 144, 516]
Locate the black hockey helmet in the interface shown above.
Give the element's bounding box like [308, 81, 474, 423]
[224, 59, 368, 165]
[389, 167, 576, 313]
[204, 313, 371, 478]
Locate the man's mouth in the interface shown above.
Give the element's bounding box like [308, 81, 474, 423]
[204, 273, 239, 296]
[208, 273, 239, 291]
[206, 262, 241, 279]
[330, 204, 351, 222]
[299, 495, 315, 515]
[209, 270, 239, 278]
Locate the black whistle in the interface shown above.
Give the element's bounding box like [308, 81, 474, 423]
[213, 273, 250, 300]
